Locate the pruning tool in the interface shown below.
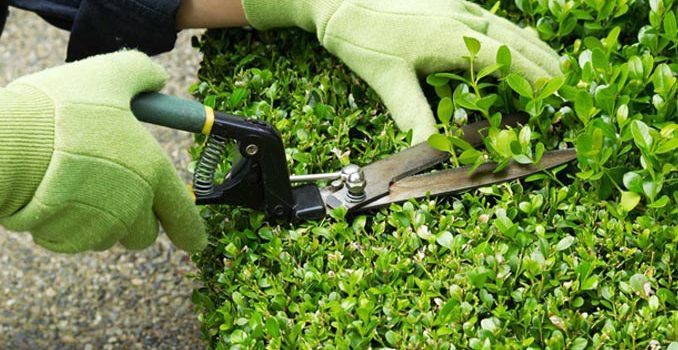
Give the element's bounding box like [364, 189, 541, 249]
[131, 93, 576, 221]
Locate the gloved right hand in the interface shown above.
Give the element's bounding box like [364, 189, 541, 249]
[242, 0, 562, 143]
[0, 51, 206, 253]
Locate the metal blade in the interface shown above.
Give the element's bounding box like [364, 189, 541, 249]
[356, 149, 576, 211]
[324, 114, 528, 210]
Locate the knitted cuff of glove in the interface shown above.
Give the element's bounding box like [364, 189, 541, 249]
[241, 0, 342, 38]
[0, 84, 54, 217]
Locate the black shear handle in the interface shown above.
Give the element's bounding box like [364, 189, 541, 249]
[130, 92, 325, 220]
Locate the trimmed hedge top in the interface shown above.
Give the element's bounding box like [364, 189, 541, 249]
[190, 0, 676, 348]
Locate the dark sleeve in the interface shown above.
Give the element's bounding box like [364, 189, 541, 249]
[9, 0, 181, 62]
[1, 0, 8, 36]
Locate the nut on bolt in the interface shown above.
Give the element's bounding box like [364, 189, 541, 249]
[273, 205, 285, 216]
[245, 144, 258, 156]
[341, 164, 366, 202]
[330, 179, 344, 191]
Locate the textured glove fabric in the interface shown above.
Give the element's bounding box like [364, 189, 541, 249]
[0, 51, 207, 253]
[242, 0, 561, 143]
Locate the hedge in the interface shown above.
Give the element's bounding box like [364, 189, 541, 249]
[188, 0, 677, 348]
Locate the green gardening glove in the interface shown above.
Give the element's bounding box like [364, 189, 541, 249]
[242, 0, 562, 143]
[0, 51, 206, 253]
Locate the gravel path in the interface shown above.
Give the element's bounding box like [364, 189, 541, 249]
[1, 8, 207, 349]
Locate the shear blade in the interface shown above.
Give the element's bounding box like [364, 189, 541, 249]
[355, 149, 576, 211]
[325, 114, 528, 210]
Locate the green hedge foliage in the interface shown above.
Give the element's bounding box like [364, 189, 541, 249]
[189, 0, 677, 348]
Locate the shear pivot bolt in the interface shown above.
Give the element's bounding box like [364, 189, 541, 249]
[341, 164, 366, 203]
[245, 144, 258, 156]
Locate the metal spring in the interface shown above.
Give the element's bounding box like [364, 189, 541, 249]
[193, 134, 228, 196]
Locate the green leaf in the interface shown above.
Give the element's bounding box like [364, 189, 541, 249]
[538, 76, 565, 99]
[656, 138, 678, 154]
[664, 10, 677, 36]
[469, 155, 486, 172]
[228, 88, 247, 108]
[449, 135, 474, 150]
[537, 17, 556, 40]
[492, 129, 517, 158]
[574, 90, 595, 124]
[494, 213, 517, 236]
[506, 73, 533, 98]
[489, 112, 502, 129]
[493, 159, 510, 173]
[621, 191, 641, 211]
[455, 92, 480, 111]
[459, 148, 484, 165]
[641, 53, 654, 80]
[385, 330, 399, 346]
[571, 338, 588, 350]
[519, 126, 532, 146]
[584, 36, 604, 50]
[628, 55, 644, 80]
[436, 231, 454, 250]
[512, 154, 533, 164]
[603, 26, 621, 49]
[556, 236, 575, 251]
[476, 94, 498, 111]
[648, 195, 670, 208]
[437, 97, 453, 124]
[510, 140, 523, 156]
[525, 173, 549, 182]
[204, 94, 217, 108]
[638, 25, 659, 51]
[225, 242, 239, 257]
[623, 172, 644, 193]
[594, 84, 617, 115]
[467, 267, 493, 288]
[649, 0, 664, 14]
[426, 74, 449, 87]
[660, 123, 678, 138]
[558, 85, 578, 100]
[230, 329, 247, 344]
[599, 171, 614, 199]
[436, 72, 472, 84]
[651, 64, 677, 94]
[591, 48, 608, 71]
[434, 84, 453, 99]
[630, 273, 648, 293]
[630, 120, 653, 149]
[534, 143, 545, 163]
[477, 63, 504, 81]
[576, 127, 603, 161]
[643, 180, 660, 200]
[265, 318, 280, 337]
[464, 36, 481, 56]
[428, 134, 452, 153]
[496, 45, 512, 74]
[352, 215, 367, 232]
[581, 275, 599, 290]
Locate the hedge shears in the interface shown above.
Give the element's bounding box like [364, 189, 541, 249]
[131, 93, 576, 221]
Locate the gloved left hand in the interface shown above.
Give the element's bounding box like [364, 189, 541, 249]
[0, 51, 206, 253]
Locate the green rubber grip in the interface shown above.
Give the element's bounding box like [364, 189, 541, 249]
[131, 92, 210, 134]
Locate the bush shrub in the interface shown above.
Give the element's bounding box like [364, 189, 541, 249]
[189, 0, 677, 348]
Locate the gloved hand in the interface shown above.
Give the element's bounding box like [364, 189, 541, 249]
[242, 0, 561, 143]
[0, 51, 206, 253]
